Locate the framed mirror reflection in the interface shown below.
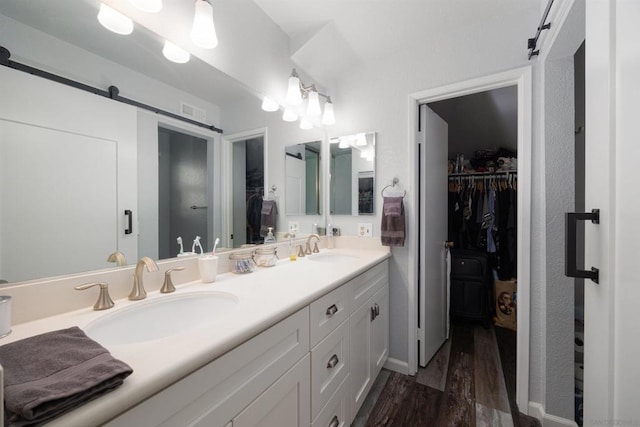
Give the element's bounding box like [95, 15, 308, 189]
[329, 132, 376, 216]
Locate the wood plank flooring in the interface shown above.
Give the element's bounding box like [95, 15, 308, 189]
[355, 321, 541, 427]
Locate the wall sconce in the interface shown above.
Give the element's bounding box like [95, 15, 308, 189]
[191, 0, 218, 49]
[97, 4, 134, 35]
[264, 68, 336, 128]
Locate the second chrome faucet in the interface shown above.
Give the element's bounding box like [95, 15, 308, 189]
[129, 257, 159, 300]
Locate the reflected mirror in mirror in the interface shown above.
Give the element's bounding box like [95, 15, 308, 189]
[330, 132, 376, 215]
[285, 141, 322, 216]
[231, 136, 266, 248]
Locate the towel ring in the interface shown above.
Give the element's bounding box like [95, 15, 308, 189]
[381, 184, 406, 198]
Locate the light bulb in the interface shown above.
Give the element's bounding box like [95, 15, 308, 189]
[97, 4, 133, 35]
[306, 90, 321, 117]
[162, 40, 190, 63]
[300, 118, 313, 130]
[282, 108, 298, 122]
[261, 97, 279, 112]
[286, 75, 302, 105]
[191, 0, 218, 49]
[128, 0, 162, 13]
[322, 100, 336, 125]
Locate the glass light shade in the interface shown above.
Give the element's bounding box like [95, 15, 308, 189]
[286, 75, 302, 105]
[329, 138, 340, 144]
[299, 118, 313, 130]
[261, 97, 279, 112]
[128, 0, 162, 13]
[282, 108, 298, 122]
[356, 133, 367, 146]
[97, 4, 133, 35]
[190, 0, 218, 49]
[322, 101, 336, 125]
[162, 41, 190, 63]
[338, 137, 349, 149]
[306, 90, 321, 117]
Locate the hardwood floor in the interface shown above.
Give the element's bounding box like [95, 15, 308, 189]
[355, 321, 541, 427]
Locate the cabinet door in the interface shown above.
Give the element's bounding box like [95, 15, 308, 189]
[233, 354, 310, 427]
[348, 298, 373, 420]
[371, 285, 389, 377]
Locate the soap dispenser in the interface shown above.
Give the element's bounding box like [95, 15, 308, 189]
[264, 227, 276, 244]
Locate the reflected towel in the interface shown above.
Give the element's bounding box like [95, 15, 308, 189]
[381, 196, 405, 247]
[260, 199, 278, 237]
[0, 326, 132, 426]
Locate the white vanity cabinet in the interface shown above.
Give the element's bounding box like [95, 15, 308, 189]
[348, 262, 389, 422]
[104, 259, 389, 427]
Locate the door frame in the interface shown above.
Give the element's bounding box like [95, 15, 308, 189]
[407, 66, 532, 412]
[222, 127, 269, 248]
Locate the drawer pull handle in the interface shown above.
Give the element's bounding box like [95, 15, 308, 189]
[371, 306, 376, 321]
[375, 303, 380, 316]
[328, 415, 340, 427]
[327, 354, 339, 369]
[325, 304, 338, 317]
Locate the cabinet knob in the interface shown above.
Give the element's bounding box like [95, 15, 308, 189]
[328, 415, 340, 427]
[325, 304, 338, 317]
[326, 354, 339, 369]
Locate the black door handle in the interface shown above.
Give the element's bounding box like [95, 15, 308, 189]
[124, 209, 133, 235]
[565, 209, 599, 284]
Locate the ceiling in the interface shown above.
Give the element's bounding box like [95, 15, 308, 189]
[253, 0, 542, 83]
[428, 86, 518, 158]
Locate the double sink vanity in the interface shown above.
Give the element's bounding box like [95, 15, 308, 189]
[1, 238, 390, 426]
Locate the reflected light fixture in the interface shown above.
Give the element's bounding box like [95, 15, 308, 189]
[338, 137, 349, 149]
[97, 3, 134, 35]
[300, 118, 313, 130]
[261, 97, 279, 112]
[128, 0, 163, 13]
[282, 108, 298, 122]
[163, 40, 190, 63]
[356, 133, 367, 146]
[191, 0, 218, 49]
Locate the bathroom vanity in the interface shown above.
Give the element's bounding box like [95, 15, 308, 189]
[0, 241, 390, 426]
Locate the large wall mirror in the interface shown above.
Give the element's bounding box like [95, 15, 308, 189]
[285, 141, 323, 216]
[329, 132, 376, 216]
[0, 0, 273, 283]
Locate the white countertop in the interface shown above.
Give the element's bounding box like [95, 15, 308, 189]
[3, 246, 390, 426]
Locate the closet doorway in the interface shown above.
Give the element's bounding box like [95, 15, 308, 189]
[409, 67, 532, 413]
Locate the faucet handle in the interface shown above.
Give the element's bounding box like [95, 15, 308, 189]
[297, 245, 305, 258]
[75, 282, 114, 311]
[305, 242, 312, 255]
[161, 267, 185, 294]
[313, 242, 320, 253]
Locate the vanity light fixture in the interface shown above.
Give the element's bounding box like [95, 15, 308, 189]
[162, 40, 190, 63]
[128, 0, 163, 13]
[338, 136, 349, 149]
[356, 133, 367, 146]
[261, 97, 279, 112]
[97, 3, 134, 35]
[299, 118, 313, 130]
[282, 108, 298, 122]
[280, 68, 336, 125]
[191, 0, 218, 49]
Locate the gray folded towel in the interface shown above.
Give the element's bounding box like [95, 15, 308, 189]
[0, 326, 133, 426]
[260, 199, 278, 237]
[381, 196, 405, 247]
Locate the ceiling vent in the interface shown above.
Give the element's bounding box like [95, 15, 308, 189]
[180, 102, 206, 122]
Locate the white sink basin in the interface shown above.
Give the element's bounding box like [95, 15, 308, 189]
[307, 253, 358, 263]
[84, 291, 238, 346]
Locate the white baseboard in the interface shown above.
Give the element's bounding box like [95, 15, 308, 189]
[383, 357, 409, 375]
[528, 402, 578, 427]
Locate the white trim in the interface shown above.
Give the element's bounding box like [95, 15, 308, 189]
[528, 402, 579, 427]
[383, 357, 409, 375]
[407, 66, 532, 412]
[222, 127, 269, 249]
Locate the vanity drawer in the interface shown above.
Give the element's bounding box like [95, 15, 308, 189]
[311, 320, 349, 420]
[350, 260, 388, 313]
[312, 374, 349, 427]
[309, 283, 350, 347]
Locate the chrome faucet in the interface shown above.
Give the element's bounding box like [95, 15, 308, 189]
[129, 256, 159, 300]
[305, 234, 321, 255]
